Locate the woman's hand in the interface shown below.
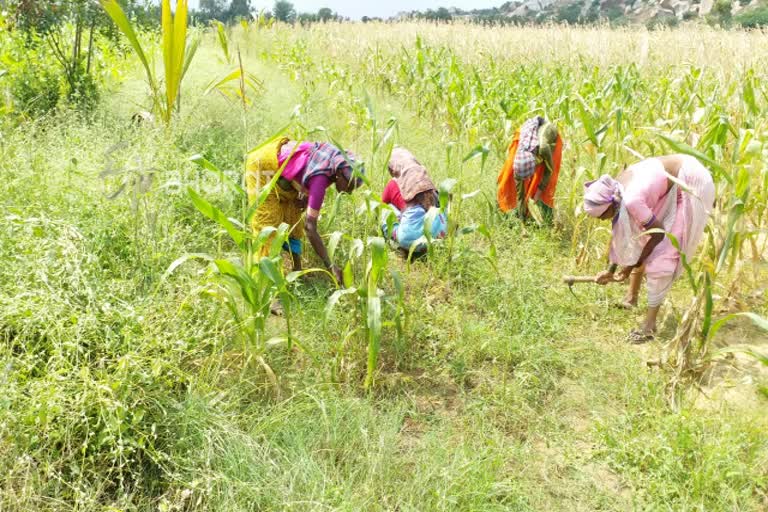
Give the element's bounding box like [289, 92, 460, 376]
[595, 270, 614, 285]
[614, 266, 633, 282]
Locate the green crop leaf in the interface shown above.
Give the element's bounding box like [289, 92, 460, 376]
[364, 294, 382, 390]
[709, 312, 768, 342]
[162, 0, 188, 121]
[327, 231, 343, 260]
[181, 32, 201, 83]
[98, 0, 155, 91]
[325, 287, 358, 324]
[189, 154, 245, 197]
[162, 253, 214, 280]
[656, 133, 725, 179]
[188, 187, 245, 249]
[215, 21, 230, 62]
[214, 258, 258, 307]
[259, 257, 284, 287]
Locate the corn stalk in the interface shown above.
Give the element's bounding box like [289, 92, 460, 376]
[99, 0, 197, 125]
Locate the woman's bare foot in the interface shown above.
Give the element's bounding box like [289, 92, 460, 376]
[613, 300, 637, 310]
[613, 295, 638, 310]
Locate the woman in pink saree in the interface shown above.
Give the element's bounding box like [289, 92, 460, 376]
[583, 155, 715, 343]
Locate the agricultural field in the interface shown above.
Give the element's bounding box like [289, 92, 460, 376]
[1, 7, 768, 511]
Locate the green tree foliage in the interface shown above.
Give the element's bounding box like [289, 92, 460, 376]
[273, 0, 295, 22]
[297, 7, 339, 25]
[4, 0, 108, 110]
[196, 0, 251, 23]
[228, 0, 251, 20]
[416, 7, 453, 21]
[198, 0, 227, 21]
[709, 0, 732, 25]
[555, 1, 584, 23]
[317, 7, 334, 21]
[734, 5, 768, 27]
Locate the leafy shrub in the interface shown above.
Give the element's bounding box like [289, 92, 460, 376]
[734, 5, 768, 27]
[7, 62, 63, 116]
[707, 0, 733, 25]
[646, 14, 680, 29]
[555, 1, 585, 23]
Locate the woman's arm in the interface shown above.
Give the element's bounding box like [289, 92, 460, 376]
[305, 214, 343, 283]
[633, 216, 666, 268]
[614, 216, 665, 281]
[304, 177, 343, 283]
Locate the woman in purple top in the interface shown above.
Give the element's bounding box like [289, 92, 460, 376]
[277, 141, 365, 283]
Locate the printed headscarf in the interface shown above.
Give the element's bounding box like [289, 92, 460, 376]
[583, 175, 622, 217]
[513, 116, 546, 180]
[300, 142, 365, 187]
[388, 147, 436, 202]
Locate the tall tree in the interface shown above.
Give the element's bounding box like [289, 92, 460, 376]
[273, 0, 295, 22]
[228, 0, 251, 20]
[199, 0, 227, 21]
[317, 7, 334, 21]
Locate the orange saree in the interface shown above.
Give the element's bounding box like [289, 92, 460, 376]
[497, 131, 563, 213]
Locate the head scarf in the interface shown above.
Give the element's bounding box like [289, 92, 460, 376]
[388, 147, 436, 202]
[583, 175, 622, 217]
[301, 142, 365, 187]
[513, 116, 546, 180]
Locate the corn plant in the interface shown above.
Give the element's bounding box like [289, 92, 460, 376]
[166, 151, 319, 389]
[325, 237, 403, 390]
[99, 0, 198, 125]
[253, 24, 768, 400]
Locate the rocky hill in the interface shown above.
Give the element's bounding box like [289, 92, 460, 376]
[496, 0, 760, 24]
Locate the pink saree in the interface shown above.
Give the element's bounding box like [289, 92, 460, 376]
[610, 156, 715, 306]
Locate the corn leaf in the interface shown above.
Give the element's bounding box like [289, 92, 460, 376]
[189, 154, 245, 197]
[709, 312, 768, 342]
[162, 252, 214, 280]
[215, 21, 230, 62]
[325, 287, 358, 324]
[181, 32, 201, 82]
[98, 0, 157, 93]
[364, 236, 387, 390]
[162, 0, 188, 120]
[214, 258, 258, 306]
[187, 187, 245, 249]
[656, 133, 726, 179]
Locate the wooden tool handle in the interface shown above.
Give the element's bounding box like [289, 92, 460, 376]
[562, 275, 598, 285]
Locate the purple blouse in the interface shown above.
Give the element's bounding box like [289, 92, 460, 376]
[279, 142, 332, 211]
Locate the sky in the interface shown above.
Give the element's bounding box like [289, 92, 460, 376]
[186, 1, 501, 20]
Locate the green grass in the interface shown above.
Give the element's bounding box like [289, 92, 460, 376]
[1, 22, 767, 512]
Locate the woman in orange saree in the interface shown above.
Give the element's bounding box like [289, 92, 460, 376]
[497, 118, 562, 220]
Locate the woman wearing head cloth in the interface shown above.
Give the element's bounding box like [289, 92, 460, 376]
[380, 147, 447, 253]
[583, 154, 715, 342]
[246, 139, 364, 284]
[497, 116, 563, 220]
